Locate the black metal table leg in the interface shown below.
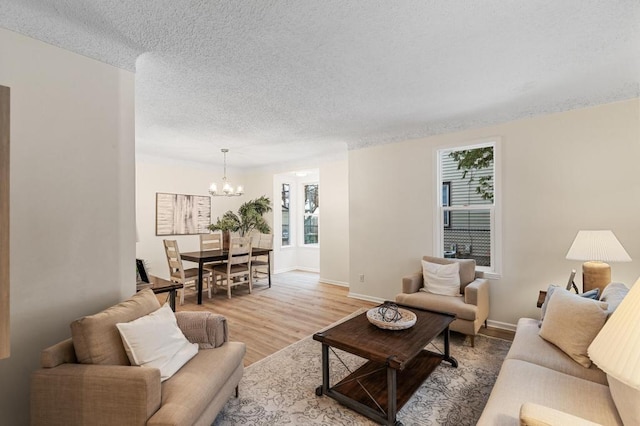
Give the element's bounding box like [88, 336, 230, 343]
[387, 366, 397, 425]
[197, 260, 204, 304]
[443, 326, 458, 367]
[168, 289, 176, 311]
[267, 252, 271, 288]
[316, 343, 330, 396]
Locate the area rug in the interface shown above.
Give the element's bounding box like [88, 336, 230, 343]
[213, 315, 511, 426]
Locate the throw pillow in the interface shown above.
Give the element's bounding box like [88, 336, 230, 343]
[116, 304, 198, 381]
[539, 285, 600, 327]
[420, 260, 460, 297]
[539, 289, 608, 368]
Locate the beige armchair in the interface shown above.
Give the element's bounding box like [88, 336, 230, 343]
[30, 289, 245, 425]
[395, 256, 489, 346]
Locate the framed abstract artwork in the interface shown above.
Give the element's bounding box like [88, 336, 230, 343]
[156, 192, 211, 236]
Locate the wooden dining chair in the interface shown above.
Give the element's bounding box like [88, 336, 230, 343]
[250, 233, 273, 287]
[200, 232, 224, 286]
[211, 236, 252, 299]
[163, 239, 211, 305]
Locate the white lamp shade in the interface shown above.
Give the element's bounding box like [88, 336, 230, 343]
[566, 230, 631, 262]
[588, 277, 640, 389]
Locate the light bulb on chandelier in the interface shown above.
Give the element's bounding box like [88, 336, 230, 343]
[209, 149, 244, 197]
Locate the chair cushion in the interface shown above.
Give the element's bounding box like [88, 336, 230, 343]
[213, 264, 249, 275]
[71, 289, 161, 365]
[422, 256, 476, 292]
[395, 292, 478, 321]
[421, 260, 460, 296]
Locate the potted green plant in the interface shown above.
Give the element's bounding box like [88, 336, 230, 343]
[208, 196, 272, 247]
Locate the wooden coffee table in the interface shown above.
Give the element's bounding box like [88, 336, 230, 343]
[313, 303, 457, 426]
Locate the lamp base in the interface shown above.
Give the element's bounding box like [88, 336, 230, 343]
[582, 261, 611, 294]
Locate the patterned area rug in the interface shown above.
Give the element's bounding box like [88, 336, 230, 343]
[214, 315, 511, 426]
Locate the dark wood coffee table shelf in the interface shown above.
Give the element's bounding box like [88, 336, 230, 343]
[313, 303, 457, 426]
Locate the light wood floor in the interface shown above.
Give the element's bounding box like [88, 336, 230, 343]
[171, 271, 513, 366]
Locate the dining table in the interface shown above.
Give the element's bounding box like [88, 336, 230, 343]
[180, 247, 272, 304]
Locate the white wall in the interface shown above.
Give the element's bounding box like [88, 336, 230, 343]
[0, 28, 135, 424]
[135, 160, 242, 278]
[319, 160, 349, 285]
[349, 99, 640, 326]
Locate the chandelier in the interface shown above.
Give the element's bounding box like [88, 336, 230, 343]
[209, 149, 244, 197]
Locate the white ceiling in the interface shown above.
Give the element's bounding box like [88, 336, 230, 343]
[1, 1, 639, 169]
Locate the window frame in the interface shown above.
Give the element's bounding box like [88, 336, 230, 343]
[434, 138, 502, 278]
[300, 181, 319, 247]
[281, 182, 291, 247]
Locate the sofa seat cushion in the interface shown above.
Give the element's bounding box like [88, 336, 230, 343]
[477, 359, 622, 426]
[395, 292, 477, 321]
[71, 289, 162, 365]
[507, 318, 607, 385]
[150, 341, 246, 425]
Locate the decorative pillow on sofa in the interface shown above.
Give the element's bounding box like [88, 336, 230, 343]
[539, 289, 608, 368]
[116, 304, 198, 381]
[539, 285, 599, 327]
[420, 260, 460, 296]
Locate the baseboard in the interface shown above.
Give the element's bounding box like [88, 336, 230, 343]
[486, 319, 517, 332]
[273, 267, 320, 274]
[296, 267, 320, 273]
[347, 292, 386, 304]
[319, 278, 349, 287]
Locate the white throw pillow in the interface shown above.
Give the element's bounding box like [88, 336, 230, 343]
[116, 304, 198, 381]
[420, 260, 460, 297]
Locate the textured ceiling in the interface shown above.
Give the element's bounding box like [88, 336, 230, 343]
[1, 1, 639, 168]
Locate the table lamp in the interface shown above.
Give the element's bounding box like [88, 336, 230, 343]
[565, 230, 631, 293]
[588, 277, 640, 424]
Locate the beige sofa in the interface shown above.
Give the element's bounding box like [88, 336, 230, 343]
[478, 282, 629, 425]
[396, 256, 489, 345]
[30, 289, 245, 425]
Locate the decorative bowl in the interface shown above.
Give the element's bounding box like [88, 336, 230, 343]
[366, 307, 417, 330]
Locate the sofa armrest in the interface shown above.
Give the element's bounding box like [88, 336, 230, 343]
[402, 272, 423, 294]
[41, 338, 77, 368]
[520, 402, 603, 426]
[31, 363, 161, 426]
[175, 311, 228, 349]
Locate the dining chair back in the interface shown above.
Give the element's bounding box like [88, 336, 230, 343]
[200, 232, 223, 251]
[212, 236, 253, 299]
[163, 239, 211, 305]
[250, 233, 273, 287]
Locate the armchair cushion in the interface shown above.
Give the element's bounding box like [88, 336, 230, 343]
[422, 256, 476, 292]
[116, 304, 198, 382]
[396, 292, 478, 321]
[71, 288, 161, 365]
[421, 259, 460, 296]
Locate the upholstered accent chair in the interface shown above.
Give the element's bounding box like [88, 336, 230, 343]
[395, 256, 490, 346]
